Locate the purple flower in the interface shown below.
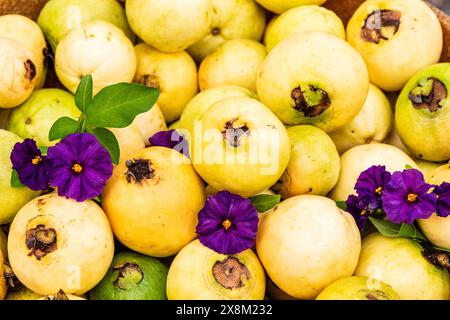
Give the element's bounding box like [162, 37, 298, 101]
[355, 165, 391, 210]
[346, 195, 369, 230]
[196, 190, 259, 255]
[10, 139, 50, 190]
[149, 130, 190, 158]
[382, 169, 437, 224]
[47, 133, 113, 202]
[435, 182, 450, 218]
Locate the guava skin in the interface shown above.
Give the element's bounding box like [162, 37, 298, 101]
[126, 0, 212, 53]
[0, 130, 40, 225]
[179, 86, 256, 136]
[386, 125, 412, 156]
[192, 97, 291, 197]
[55, 21, 136, 94]
[257, 32, 369, 132]
[330, 143, 418, 201]
[355, 233, 450, 300]
[266, 277, 297, 300]
[7, 89, 80, 147]
[132, 104, 167, 147]
[134, 43, 198, 124]
[418, 164, 450, 249]
[0, 37, 37, 109]
[37, 0, 135, 53]
[264, 5, 345, 52]
[415, 159, 446, 182]
[5, 287, 42, 300]
[395, 63, 450, 162]
[102, 147, 206, 258]
[108, 125, 146, 163]
[167, 240, 266, 300]
[316, 276, 399, 300]
[346, 0, 443, 92]
[0, 15, 47, 89]
[188, 0, 266, 63]
[0, 250, 6, 300]
[276, 125, 340, 199]
[7, 193, 115, 295]
[255, 0, 327, 14]
[199, 39, 267, 93]
[0, 229, 7, 259]
[329, 84, 393, 154]
[90, 252, 168, 300]
[256, 195, 361, 299]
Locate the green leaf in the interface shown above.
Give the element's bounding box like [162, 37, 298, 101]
[249, 194, 281, 213]
[405, 164, 413, 169]
[431, 245, 450, 254]
[368, 217, 427, 241]
[91, 127, 120, 164]
[49, 117, 80, 141]
[38, 146, 48, 155]
[10, 169, 24, 188]
[75, 75, 93, 113]
[336, 201, 347, 210]
[85, 83, 159, 128]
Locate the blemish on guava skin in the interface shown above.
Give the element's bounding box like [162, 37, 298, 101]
[125, 159, 154, 184]
[25, 224, 57, 260]
[25, 118, 31, 125]
[291, 85, 331, 117]
[211, 27, 221, 36]
[113, 262, 144, 290]
[222, 118, 250, 147]
[361, 10, 401, 44]
[212, 256, 251, 290]
[24, 60, 36, 81]
[408, 78, 447, 112]
[139, 74, 160, 89]
[363, 290, 390, 300]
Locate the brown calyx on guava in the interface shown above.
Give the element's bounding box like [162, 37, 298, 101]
[125, 159, 154, 184]
[139, 74, 160, 89]
[24, 59, 36, 81]
[360, 10, 401, 44]
[364, 290, 390, 300]
[211, 27, 221, 36]
[422, 248, 450, 272]
[113, 262, 144, 290]
[3, 261, 23, 290]
[25, 224, 57, 260]
[44, 289, 69, 300]
[291, 85, 331, 117]
[212, 256, 251, 290]
[222, 118, 250, 147]
[408, 77, 447, 112]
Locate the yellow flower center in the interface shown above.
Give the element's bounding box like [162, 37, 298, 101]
[72, 163, 83, 174]
[361, 209, 366, 216]
[407, 193, 418, 202]
[222, 219, 232, 231]
[31, 156, 42, 165]
[375, 186, 383, 195]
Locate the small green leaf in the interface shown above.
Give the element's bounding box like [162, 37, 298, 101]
[75, 75, 93, 113]
[91, 127, 120, 164]
[249, 194, 281, 213]
[10, 170, 25, 188]
[38, 146, 48, 155]
[49, 117, 80, 141]
[85, 83, 159, 128]
[336, 201, 347, 210]
[405, 164, 413, 169]
[431, 245, 450, 254]
[369, 217, 427, 241]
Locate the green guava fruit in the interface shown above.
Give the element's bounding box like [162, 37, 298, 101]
[346, 0, 443, 91]
[188, 0, 266, 62]
[330, 143, 418, 201]
[355, 233, 450, 300]
[37, 0, 134, 52]
[395, 63, 450, 162]
[167, 240, 266, 300]
[316, 276, 399, 300]
[134, 43, 198, 124]
[264, 5, 345, 52]
[5, 287, 42, 300]
[255, 0, 327, 14]
[0, 129, 40, 225]
[256, 195, 361, 299]
[90, 251, 168, 300]
[329, 84, 393, 154]
[126, 0, 212, 53]
[274, 125, 340, 199]
[257, 31, 369, 132]
[7, 89, 80, 147]
[199, 39, 267, 93]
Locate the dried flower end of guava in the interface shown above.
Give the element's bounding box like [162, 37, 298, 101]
[408, 77, 448, 112]
[25, 224, 57, 260]
[222, 118, 250, 147]
[360, 10, 401, 44]
[291, 85, 331, 117]
[113, 262, 144, 290]
[125, 159, 154, 184]
[212, 256, 251, 290]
